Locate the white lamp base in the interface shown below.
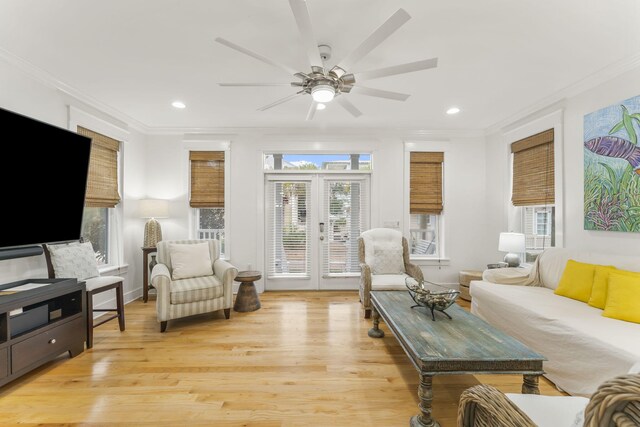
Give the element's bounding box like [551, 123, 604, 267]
[503, 253, 520, 267]
[144, 218, 163, 248]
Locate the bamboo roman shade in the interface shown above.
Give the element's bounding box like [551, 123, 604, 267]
[410, 152, 444, 214]
[511, 129, 555, 206]
[190, 151, 225, 208]
[77, 126, 121, 208]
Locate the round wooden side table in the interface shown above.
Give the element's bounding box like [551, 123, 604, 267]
[233, 271, 262, 312]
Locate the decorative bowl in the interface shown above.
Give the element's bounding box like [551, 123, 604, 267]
[405, 277, 460, 320]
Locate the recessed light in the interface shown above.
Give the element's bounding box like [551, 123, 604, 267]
[172, 101, 186, 109]
[446, 107, 460, 115]
[316, 103, 326, 110]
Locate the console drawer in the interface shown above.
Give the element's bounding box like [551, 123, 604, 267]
[11, 317, 83, 374]
[0, 347, 7, 379]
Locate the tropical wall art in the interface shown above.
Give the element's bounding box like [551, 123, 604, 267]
[584, 94, 640, 232]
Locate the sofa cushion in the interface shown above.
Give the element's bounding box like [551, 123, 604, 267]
[553, 260, 596, 302]
[505, 393, 589, 427]
[536, 247, 640, 290]
[170, 275, 223, 304]
[603, 271, 640, 324]
[470, 280, 640, 396]
[371, 274, 411, 290]
[588, 265, 617, 309]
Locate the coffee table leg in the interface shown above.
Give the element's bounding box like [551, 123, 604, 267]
[410, 373, 439, 427]
[367, 307, 384, 338]
[522, 374, 540, 394]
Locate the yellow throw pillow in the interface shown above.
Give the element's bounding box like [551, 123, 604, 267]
[554, 260, 597, 302]
[602, 271, 640, 324]
[588, 265, 617, 309]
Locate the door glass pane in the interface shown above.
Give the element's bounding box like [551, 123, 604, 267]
[323, 180, 369, 276]
[266, 181, 310, 277]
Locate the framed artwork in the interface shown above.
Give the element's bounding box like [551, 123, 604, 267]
[584, 94, 640, 232]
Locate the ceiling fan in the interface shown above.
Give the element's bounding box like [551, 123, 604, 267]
[216, 0, 438, 120]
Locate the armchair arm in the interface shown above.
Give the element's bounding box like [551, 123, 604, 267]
[359, 262, 372, 310]
[405, 262, 424, 282]
[584, 373, 640, 427]
[150, 263, 172, 322]
[457, 384, 535, 427]
[214, 259, 239, 307]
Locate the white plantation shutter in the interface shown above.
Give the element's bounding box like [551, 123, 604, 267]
[266, 180, 311, 278]
[322, 179, 370, 277]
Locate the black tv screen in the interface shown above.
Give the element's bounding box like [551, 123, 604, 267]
[0, 107, 92, 249]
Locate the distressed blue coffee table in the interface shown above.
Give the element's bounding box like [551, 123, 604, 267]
[369, 290, 545, 427]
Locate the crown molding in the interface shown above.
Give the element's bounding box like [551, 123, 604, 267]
[485, 51, 640, 135]
[148, 126, 485, 139]
[0, 47, 152, 133]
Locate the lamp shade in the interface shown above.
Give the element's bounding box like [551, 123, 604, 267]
[498, 232, 525, 253]
[139, 199, 169, 219]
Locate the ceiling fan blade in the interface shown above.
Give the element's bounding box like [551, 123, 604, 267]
[219, 83, 293, 87]
[215, 37, 298, 76]
[288, 0, 324, 69]
[350, 86, 410, 101]
[306, 101, 318, 121]
[336, 97, 362, 118]
[355, 58, 438, 81]
[257, 92, 303, 111]
[336, 9, 411, 72]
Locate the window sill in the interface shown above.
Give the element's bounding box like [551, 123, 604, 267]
[410, 258, 451, 266]
[98, 264, 129, 276]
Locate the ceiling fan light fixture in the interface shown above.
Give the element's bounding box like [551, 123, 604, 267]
[311, 84, 335, 103]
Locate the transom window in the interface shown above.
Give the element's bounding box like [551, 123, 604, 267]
[264, 153, 371, 171]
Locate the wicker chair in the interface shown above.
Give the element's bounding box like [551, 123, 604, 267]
[457, 373, 640, 427]
[358, 228, 424, 318]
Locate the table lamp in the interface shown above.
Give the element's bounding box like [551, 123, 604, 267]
[140, 199, 169, 248]
[498, 232, 525, 267]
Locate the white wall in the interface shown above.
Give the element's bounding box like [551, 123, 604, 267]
[485, 65, 640, 258]
[144, 131, 489, 288]
[0, 58, 147, 308]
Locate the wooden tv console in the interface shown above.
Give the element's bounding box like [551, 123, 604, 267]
[0, 278, 86, 387]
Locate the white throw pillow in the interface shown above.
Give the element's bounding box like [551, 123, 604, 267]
[170, 242, 213, 280]
[48, 241, 100, 281]
[371, 245, 405, 274]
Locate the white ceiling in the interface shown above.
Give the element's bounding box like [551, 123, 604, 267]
[1, 0, 639, 130]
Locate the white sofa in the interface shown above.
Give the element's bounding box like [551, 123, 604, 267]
[470, 247, 640, 396]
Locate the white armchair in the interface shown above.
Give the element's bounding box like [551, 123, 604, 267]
[150, 239, 238, 332]
[358, 228, 424, 318]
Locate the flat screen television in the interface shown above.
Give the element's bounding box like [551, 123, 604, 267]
[0, 107, 92, 251]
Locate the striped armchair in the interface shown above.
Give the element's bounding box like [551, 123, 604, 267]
[150, 239, 238, 332]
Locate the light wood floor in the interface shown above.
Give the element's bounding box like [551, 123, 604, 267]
[0, 291, 563, 426]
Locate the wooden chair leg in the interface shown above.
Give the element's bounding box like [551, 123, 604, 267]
[160, 321, 168, 332]
[86, 291, 94, 349]
[364, 308, 371, 319]
[116, 282, 125, 331]
[223, 308, 230, 319]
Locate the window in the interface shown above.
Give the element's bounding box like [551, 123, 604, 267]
[190, 151, 226, 257]
[77, 126, 121, 265]
[264, 153, 371, 170]
[522, 206, 554, 261]
[409, 152, 443, 257]
[511, 129, 555, 262]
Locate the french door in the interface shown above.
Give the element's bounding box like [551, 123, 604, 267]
[265, 174, 370, 290]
